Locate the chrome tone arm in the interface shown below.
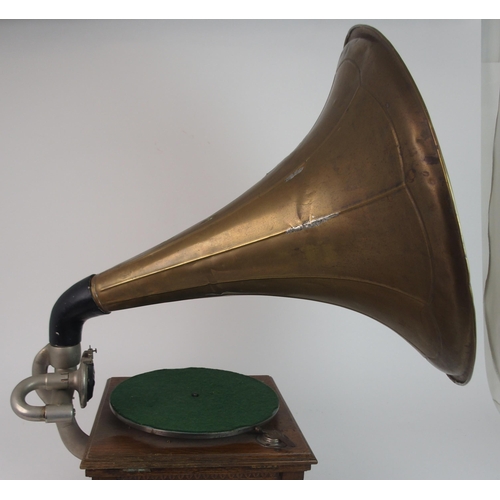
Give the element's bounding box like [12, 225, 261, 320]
[11, 372, 74, 422]
[11, 343, 96, 459]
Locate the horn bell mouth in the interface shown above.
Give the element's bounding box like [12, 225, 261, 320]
[344, 24, 476, 384]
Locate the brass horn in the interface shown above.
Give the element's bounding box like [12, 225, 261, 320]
[11, 25, 475, 458]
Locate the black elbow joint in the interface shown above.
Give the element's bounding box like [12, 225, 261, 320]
[49, 275, 107, 347]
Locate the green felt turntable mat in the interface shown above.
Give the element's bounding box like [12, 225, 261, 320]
[109, 368, 280, 437]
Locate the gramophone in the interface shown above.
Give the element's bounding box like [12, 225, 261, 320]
[11, 25, 476, 470]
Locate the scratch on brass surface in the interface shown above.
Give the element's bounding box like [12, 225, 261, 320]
[285, 166, 304, 182]
[286, 213, 339, 233]
[99, 185, 406, 292]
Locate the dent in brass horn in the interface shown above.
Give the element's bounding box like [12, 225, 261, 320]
[11, 25, 475, 458]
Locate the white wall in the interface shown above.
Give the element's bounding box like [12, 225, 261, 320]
[482, 20, 500, 420]
[1, 20, 496, 480]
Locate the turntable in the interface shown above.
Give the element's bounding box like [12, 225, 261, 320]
[81, 373, 316, 479]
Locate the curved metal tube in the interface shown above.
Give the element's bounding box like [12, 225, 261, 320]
[28, 344, 91, 459]
[56, 418, 93, 459]
[11, 373, 73, 422]
[32, 344, 52, 403]
[50, 385, 90, 459]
